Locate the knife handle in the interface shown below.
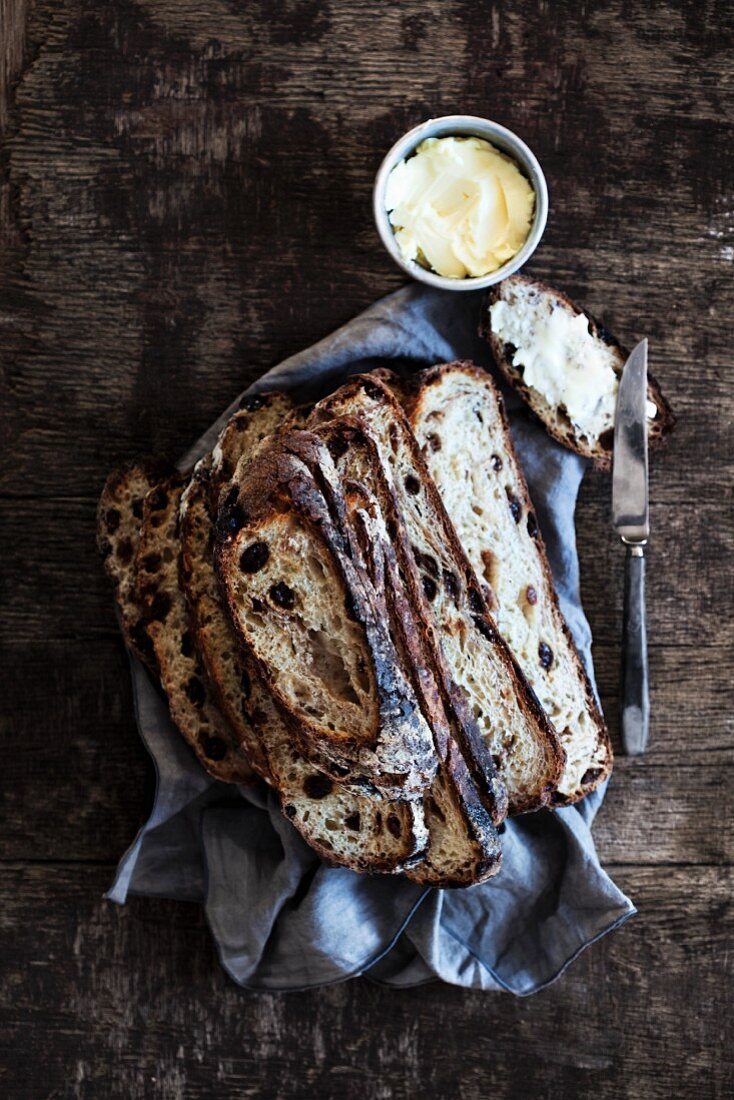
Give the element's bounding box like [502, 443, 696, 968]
[621, 543, 649, 756]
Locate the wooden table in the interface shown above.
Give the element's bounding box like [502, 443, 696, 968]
[1, 2, 732, 1097]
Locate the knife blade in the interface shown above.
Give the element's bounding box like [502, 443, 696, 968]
[612, 338, 650, 756]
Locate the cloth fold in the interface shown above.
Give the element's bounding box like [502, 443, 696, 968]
[107, 284, 634, 993]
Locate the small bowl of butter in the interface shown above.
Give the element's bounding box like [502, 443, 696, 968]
[373, 115, 548, 291]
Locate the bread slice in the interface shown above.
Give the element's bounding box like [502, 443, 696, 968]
[481, 275, 675, 471]
[181, 455, 428, 875]
[401, 362, 612, 802]
[180, 391, 300, 780]
[134, 474, 256, 784]
[210, 390, 300, 501]
[310, 376, 564, 816]
[215, 430, 437, 795]
[313, 418, 503, 885]
[97, 458, 174, 670]
[274, 751, 429, 874]
[180, 460, 273, 781]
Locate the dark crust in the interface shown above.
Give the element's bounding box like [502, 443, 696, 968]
[313, 416, 502, 885]
[480, 274, 676, 472]
[134, 473, 256, 786]
[96, 456, 175, 670]
[312, 374, 564, 816]
[214, 429, 437, 796]
[402, 361, 612, 804]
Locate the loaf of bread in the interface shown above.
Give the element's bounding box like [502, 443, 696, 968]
[181, 400, 429, 873]
[310, 376, 564, 815]
[399, 362, 612, 802]
[215, 429, 438, 795]
[99, 327, 633, 884]
[481, 275, 675, 470]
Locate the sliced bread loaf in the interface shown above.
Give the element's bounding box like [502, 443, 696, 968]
[215, 430, 437, 795]
[134, 475, 256, 784]
[181, 455, 429, 873]
[402, 362, 612, 802]
[96, 458, 173, 670]
[314, 418, 503, 885]
[310, 376, 564, 815]
[480, 275, 675, 470]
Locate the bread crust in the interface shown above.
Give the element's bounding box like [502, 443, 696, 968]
[311, 375, 564, 815]
[215, 430, 438, 795]
[313, 417, 503, 885]
[480, 274, 676, 471]
[400, 361, 612, 804]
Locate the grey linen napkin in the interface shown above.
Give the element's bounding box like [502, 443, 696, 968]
[107, 284, 635, 994]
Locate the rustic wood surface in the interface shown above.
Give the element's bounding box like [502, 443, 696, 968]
[1, 1, 732, 1097]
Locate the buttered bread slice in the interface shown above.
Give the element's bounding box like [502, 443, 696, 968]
[481, 275, 674, 470]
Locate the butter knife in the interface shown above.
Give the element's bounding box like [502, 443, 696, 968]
[612, 339, 650, 756]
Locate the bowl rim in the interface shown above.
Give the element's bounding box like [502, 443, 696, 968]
[372, 114, 548, 292]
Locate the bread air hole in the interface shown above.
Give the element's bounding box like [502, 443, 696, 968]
[481, 548, 500, 594]
[305, 628, 365, 705]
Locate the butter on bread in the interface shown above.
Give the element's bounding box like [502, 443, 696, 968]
[481, 275, 675, 470]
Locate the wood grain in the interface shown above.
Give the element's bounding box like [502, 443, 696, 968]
[0, 865, 731, 1099]
[1, 0, 733, 1097]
